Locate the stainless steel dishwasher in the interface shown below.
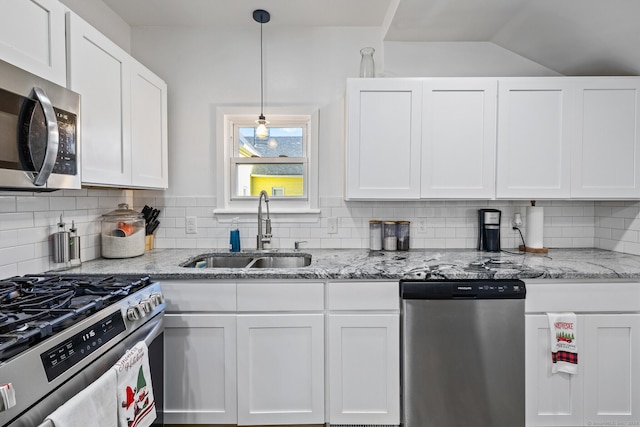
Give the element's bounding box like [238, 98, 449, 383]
[400, 279, 526, 427]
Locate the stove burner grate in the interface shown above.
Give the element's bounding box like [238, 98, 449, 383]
[0, 274, 153, 361]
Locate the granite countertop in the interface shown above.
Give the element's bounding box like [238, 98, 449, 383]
[60, 248, 640, 281]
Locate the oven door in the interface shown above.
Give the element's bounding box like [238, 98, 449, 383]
[7, 313, 164, 427]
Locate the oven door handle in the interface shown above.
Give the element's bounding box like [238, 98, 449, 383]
[31, 87, 59, 187]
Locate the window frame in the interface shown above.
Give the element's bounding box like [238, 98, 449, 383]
[215, 106, 319, 217]
[229, 116, 309, 202]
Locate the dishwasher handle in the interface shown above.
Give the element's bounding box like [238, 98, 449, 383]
[400, 279, 526, 300]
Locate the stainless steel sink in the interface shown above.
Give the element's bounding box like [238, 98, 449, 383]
[183, 256, 254, 268]
[181, 252, 312, 269]
[246, 255, 312, 268]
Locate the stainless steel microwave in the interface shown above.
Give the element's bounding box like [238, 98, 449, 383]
[0, 59, 80, 191]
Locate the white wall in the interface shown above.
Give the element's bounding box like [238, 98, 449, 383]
[131, 25, 381, 197]
[383, 41, 561, 77]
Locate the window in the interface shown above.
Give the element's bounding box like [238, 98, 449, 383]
[231, 119, 308, 200]
[215, 107, 319, 215]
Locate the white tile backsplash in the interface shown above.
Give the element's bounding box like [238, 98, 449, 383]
[0, 189, 133, 276]
[132, 196, 598, 253]
[3, 189, 640, 275]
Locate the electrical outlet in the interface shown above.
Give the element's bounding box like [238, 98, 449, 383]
[417, 219, 427, 233]
[186, 216, 198, 234]
[328, 217, 338, 234]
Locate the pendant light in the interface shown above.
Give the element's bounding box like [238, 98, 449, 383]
[254, 9, 270, 139]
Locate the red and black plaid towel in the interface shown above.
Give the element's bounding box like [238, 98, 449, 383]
[551, 350, 578, 365]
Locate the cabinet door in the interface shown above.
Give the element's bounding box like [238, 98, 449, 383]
[67, 12, 132, 187]
[496, 78, 573, 199]
[583, 314, 640, 425]
[131, 59, 168, 189]
[328, 314, 400, 425]
[0, 0, 66, 86]
[346, 78, 422, 200]
[421, 78, 497, 199]
[525, 315, 584, 426]
[572, 78, 640, 198]
[236, 314, 324, 425]
[164, 314, 237, 424]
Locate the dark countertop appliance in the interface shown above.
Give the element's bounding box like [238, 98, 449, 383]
[478, 208, 501, 252]
[0, 274, 165, 426]
[400, 278, 526, 427]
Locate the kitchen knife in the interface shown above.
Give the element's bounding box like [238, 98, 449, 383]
[147, 219, 160, 235]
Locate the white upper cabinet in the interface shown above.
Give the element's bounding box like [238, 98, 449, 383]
[496, 78, 573, 199]
[347, 76, 640, 200]
[571, 78, 640, 199]
[0, 0, 66, 86]
[421, 78, 497, 199]
[67, 12, 132, 187]
[67, 12, 168, 189]
[346, 78, 422, 200]
[131, 59, 168, 188]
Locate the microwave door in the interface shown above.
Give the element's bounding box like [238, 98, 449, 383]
[23, 87, 59, 187]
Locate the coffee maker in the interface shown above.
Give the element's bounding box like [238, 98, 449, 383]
[478, 209, 501, 252]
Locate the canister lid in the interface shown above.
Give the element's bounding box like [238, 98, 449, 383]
[397, 221, 411, 224]
[369, 220, 382, 224]
[102, 203, 142, 219]
[383, 221, 397, 224]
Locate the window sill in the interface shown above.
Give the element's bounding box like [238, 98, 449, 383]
[213, 208, 321, 223]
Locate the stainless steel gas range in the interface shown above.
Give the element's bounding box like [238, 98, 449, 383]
[0, 274, 165, 426]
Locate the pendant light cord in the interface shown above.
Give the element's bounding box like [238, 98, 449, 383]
[260, 20, 264, 117]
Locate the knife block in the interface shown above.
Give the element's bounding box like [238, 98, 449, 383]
[145, 235, 154, 251]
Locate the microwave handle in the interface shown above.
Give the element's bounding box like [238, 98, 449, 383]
[31, 87, 59, 187]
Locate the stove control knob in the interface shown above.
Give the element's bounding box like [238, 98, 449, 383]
[151, 292, 165, 305]
[127, 306, 140, 321]
[143, 298, 157, 312]
[137, 303, 147, 317]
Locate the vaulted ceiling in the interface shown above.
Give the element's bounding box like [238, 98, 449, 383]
[102, 0, 640, 76]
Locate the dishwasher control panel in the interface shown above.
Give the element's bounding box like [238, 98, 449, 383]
[400, 279, 526, 300]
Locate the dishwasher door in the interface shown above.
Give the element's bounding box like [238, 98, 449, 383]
[401, 280, 525, 427]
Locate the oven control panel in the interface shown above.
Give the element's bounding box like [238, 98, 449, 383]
[40, 311, 126, 382]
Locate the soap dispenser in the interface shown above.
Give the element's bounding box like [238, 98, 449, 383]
[230, 217, 241, 252]
[52, 215, 70, 264]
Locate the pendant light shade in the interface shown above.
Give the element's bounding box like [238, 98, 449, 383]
[254, 9, 270, 139]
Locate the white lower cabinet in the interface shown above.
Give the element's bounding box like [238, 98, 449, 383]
[162, 279, 399, 426]
[328, 314, 399, 425]
[164, 313, 237, 424]
[236, 314, 325, 425]
[161, 281, 238, 424]
[327, 281, 400, 425]
[525, 281, 640, 427]
[236, 281, 325, 425]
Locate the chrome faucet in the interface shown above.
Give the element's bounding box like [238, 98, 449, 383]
[257, 190, 272, 250]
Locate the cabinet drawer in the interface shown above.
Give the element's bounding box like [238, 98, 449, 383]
[237, 282, 324, 311]
[525, 281, 640, 313]
[161, 280, 236, 312]
[328, 281, 399, 311]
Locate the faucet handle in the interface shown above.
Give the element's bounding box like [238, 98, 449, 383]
[294, 241, 307, 250]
